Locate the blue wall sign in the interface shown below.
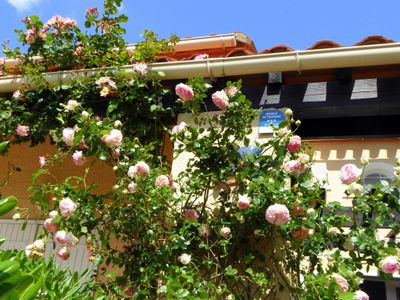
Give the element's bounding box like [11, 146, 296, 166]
[258, 109, 285, 133]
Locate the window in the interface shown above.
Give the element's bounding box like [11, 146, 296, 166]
[362, 162, 394, 187]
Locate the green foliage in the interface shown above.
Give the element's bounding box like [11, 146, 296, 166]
[1, 1, 399, 299]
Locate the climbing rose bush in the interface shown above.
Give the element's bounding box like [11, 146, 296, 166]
[1, 2, 399, 299]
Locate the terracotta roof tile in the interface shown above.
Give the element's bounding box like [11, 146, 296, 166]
[0, 33, 398, 77]
[307, 40, 342, 50]
[354, 35, 395, 46]
[261, 45, 294, 54]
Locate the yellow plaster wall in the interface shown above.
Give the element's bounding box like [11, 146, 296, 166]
[0, 139, 115, 219]
[310, 138, 400, 207]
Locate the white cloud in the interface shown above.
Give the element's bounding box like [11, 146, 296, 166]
[7, 0, 42, 12]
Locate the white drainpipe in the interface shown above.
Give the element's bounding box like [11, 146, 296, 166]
[0, 42, 400, 93]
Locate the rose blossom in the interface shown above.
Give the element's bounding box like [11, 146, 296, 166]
[237, 194, 250, 209]
[128, 182, 138, 193]
[72, 150, 85, 166]
[340, 164, 362, 185]
[298, 153, 310, 164]
[178, 253, 191, 265]
[39, 156, 46, 167]
[355, 290, 369, 300]
[55, 231, 77, 247]
[62, 127, 75, 147]
[13, 90, 22, 100]
[132, 62, 148, 77]
[171, 122, 186, 134]
[225, 86, 238, 97]
[265, 204, 290, 226]
[283, 160, 303, 174]
[332, 273, 349, 293]
[193, 54, 209, 61]
[16, 125, 30, 137]
[220, 227, 231, 238]
[127, 161, 150, 178]
[44, 218, 58, 233]
[49, 210, 58, 218]
[65, 100, 79, 111]
[25, 239, 45, 258]
[183, 209, 199, 221]
[287, 135, 302, 152]
[175, 83, 194, 101]
[379, 256, 400, 274]
[101, 129, 123, 147]
[211, 90, 229, 110]
[59, 197, 77, 217]
[56, 246, 70, 260]
[291, 226, 308, 241]
[198, 224, 210, 238]
[155, 175, 169, 187]
[346, 182, 364, 197]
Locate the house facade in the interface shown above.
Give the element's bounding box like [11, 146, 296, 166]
[1, 32, 400, 298]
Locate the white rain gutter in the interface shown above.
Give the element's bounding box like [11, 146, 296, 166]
[1, 42, 400, 93]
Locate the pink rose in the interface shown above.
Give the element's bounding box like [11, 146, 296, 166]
[183, 209, 199, 221]
[16, 125, 30, 137]
[283, 160, 303, 174]
[379, 256, 400, 274]
[340, 164, 362, 185]
[287, 135, 301, 152]
[355, 291, 369, 300]
[175, 83, 194, 101]
[237, 194, 250, 209]
[265, 204, 290, 226]
[44, 218, 58, 233]
[155, 175, 169, 187]
[39, 156, 46, 168]
[220, 227, 231, 238]
[62, 127, 75, 147]
[332, 273, 349, 293]
[72, 151, 85, 166]
[56, 246, 70, 260]
[55, 231, 77, 247]
[193, 54, 209, 61]
[198, 224, 210, 238]
[102, 129, 123, 147]
[127, 161, 150, 178]
[132, 62, 148, 77]
[13, 90, 22, 100]
[128, 182, 138, 193]
[211, 90, 229, 110]
[59, 197, 77, 217]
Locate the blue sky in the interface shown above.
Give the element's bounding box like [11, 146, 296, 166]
[1, 0, 399, 52]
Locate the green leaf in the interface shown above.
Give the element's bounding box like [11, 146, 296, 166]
[81, 226, 88, 233]
[339, 292, 355, 300]
[19, 275, 44, 300]
[279, 120, 289, 128]
[0, 141, 9, 155]
[175, 289, 189, 298]
[29, 15, 39, 22]
[225, 265, 238, 276]
[384, 247, 398, 255]
[0, 196, 18, 217]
